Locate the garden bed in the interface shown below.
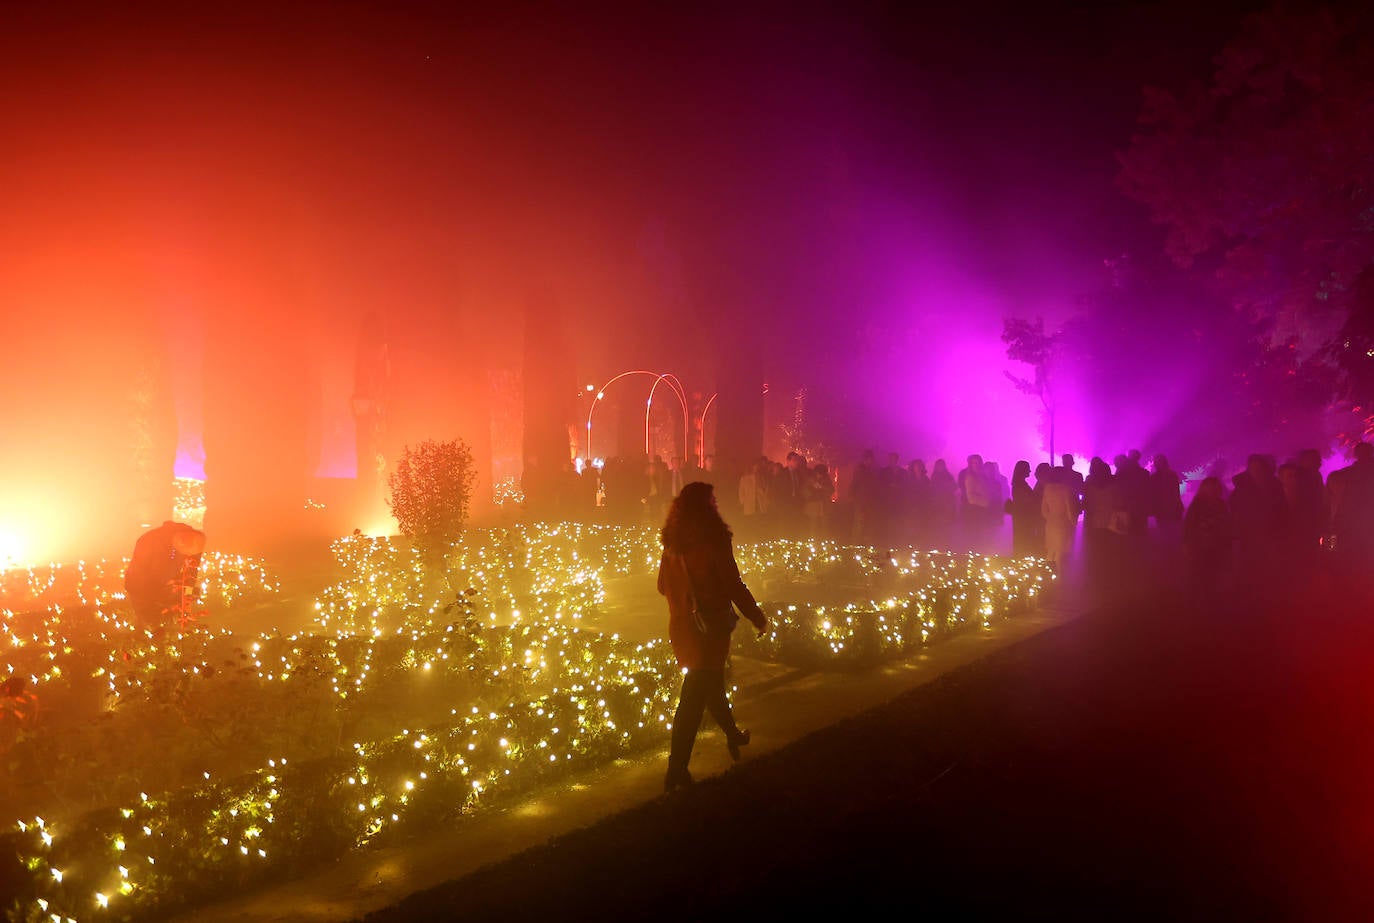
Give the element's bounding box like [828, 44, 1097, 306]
[1, 527, 1050, 922]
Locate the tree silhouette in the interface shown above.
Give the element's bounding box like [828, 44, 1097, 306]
[1002, 316, 1057, 460]
[1118, 5, 1374, 438]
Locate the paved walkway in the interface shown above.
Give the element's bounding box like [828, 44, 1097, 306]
[179, 587, 1081, 923]
[349, 568, 1374, 922]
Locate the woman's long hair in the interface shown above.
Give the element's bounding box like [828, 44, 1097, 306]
[661, 481, 732, 552]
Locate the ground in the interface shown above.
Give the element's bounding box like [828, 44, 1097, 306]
[358, 567, 1374, 922]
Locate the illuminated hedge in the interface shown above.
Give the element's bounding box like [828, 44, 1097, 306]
[1, 529, 1050, 922]
[2, 624, 678, 923]
[735, 542, 1053, 669]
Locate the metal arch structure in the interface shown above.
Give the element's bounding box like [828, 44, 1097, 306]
[644, 372, 690, 462]
[585, 370, 689, 462]
[697, 392, 718, 467]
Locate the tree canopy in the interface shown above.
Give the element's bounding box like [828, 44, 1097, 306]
[1118, 5, 1374, 439]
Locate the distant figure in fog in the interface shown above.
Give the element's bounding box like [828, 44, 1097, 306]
[907, 459, 932, 545]
[877, 452, 909, 546]
[555, 460, 582, 520]
[929, 459, 958, 542]
[1290, 449, 1328, 555]
[958, 454, 993, 531]
[1277, 462, 1300, 538]
[850, 449, 881, 544]
[600, 456, 635, 523]
[1041, 466, 1077, 567]
[668, 456, 687, 496]
[1116, 451, 1152, 539]
[737, 457, 761, 519]
[581, 463, 601, 517]
[1060, 454, 1085, 516]
[1007, 460, 1042, 557]
[1230, 454, 1286, 575]
[657, 482, 768, 792]
[987, 462, 1011, 525]
[125, 520, 206, 628]
[767, 460, 787, 532]
[1330, 442, 1374, 569]
[1032, 462, 1055, 547]
[521, 455, 551, 519]
[780, 452, 808, 536]
[805, 464, 833, 538]
[1184, 477, 1233, 590]
[1082, 457, 1120, 569]
[1150, 454, 1184, 545]
[646, 456, 671, 521]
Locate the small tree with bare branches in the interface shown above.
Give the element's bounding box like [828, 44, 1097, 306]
[1002, 317, 1058, 461]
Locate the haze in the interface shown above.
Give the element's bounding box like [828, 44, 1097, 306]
[0, 2, 1255, 561]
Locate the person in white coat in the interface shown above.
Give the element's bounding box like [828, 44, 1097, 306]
[1041, 468, 1078, 567]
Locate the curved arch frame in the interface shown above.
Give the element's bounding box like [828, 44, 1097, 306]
[697, 391, 718, 467]
[645, 373, 690, 461]
[585, 370, 689, 463]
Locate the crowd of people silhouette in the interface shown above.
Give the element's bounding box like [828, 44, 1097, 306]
[521, 442, 1374, 587]
[640, 442, 1374, 792]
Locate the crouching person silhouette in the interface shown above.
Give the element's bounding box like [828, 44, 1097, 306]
[125, 520, 206, 630]
[657, 482, 768, 793]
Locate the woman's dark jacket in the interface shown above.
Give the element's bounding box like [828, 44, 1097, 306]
[657, 539, 766, 670]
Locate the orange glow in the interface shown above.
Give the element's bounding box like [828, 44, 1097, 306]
[0, 528, 28, 571]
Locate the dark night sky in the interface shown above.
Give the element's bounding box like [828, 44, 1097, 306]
[0, 0, 1266, 319]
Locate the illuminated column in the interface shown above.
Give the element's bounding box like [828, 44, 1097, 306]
[202, 278, 322, 552]
[521, 294, 576, 518]
[127, 323, 179, 530]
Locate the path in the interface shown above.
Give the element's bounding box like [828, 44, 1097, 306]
[355, 569, 1374, 922]
[176, 583, 1079, 922]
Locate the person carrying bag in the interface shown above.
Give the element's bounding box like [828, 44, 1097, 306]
[657, 482, 768, 792]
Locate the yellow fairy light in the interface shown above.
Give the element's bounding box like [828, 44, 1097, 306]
[5, 525, 1049, 923]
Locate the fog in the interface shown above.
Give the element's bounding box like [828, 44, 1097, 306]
[0, 3, 1254, 562]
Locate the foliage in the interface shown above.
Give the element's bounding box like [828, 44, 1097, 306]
[778, 386, 806, 453]
[173, 477, 207, 530]
[1, 618, 677, 922]
[1326, 268, 1374, 441]
[386, 439, 477, 541]
[777, 387, 836, 463]
[1001, 316, 1056, 407]
[1117, 6, 1374, 429]
[1002, 316, 1057, 453]
[1, 529, 1050, 922]
[1051, 252, 1352, 468]
[736, 544, 1050, 670]
[491, 476, 525, 508]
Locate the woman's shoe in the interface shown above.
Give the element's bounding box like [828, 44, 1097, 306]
[663, 769, 694, 793]
[726, 729, 751, 762]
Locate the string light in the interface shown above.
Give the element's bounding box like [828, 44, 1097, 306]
[1, 525, 1050, 920]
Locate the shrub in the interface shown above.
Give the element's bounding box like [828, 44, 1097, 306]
[386, 439, 477, 540]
